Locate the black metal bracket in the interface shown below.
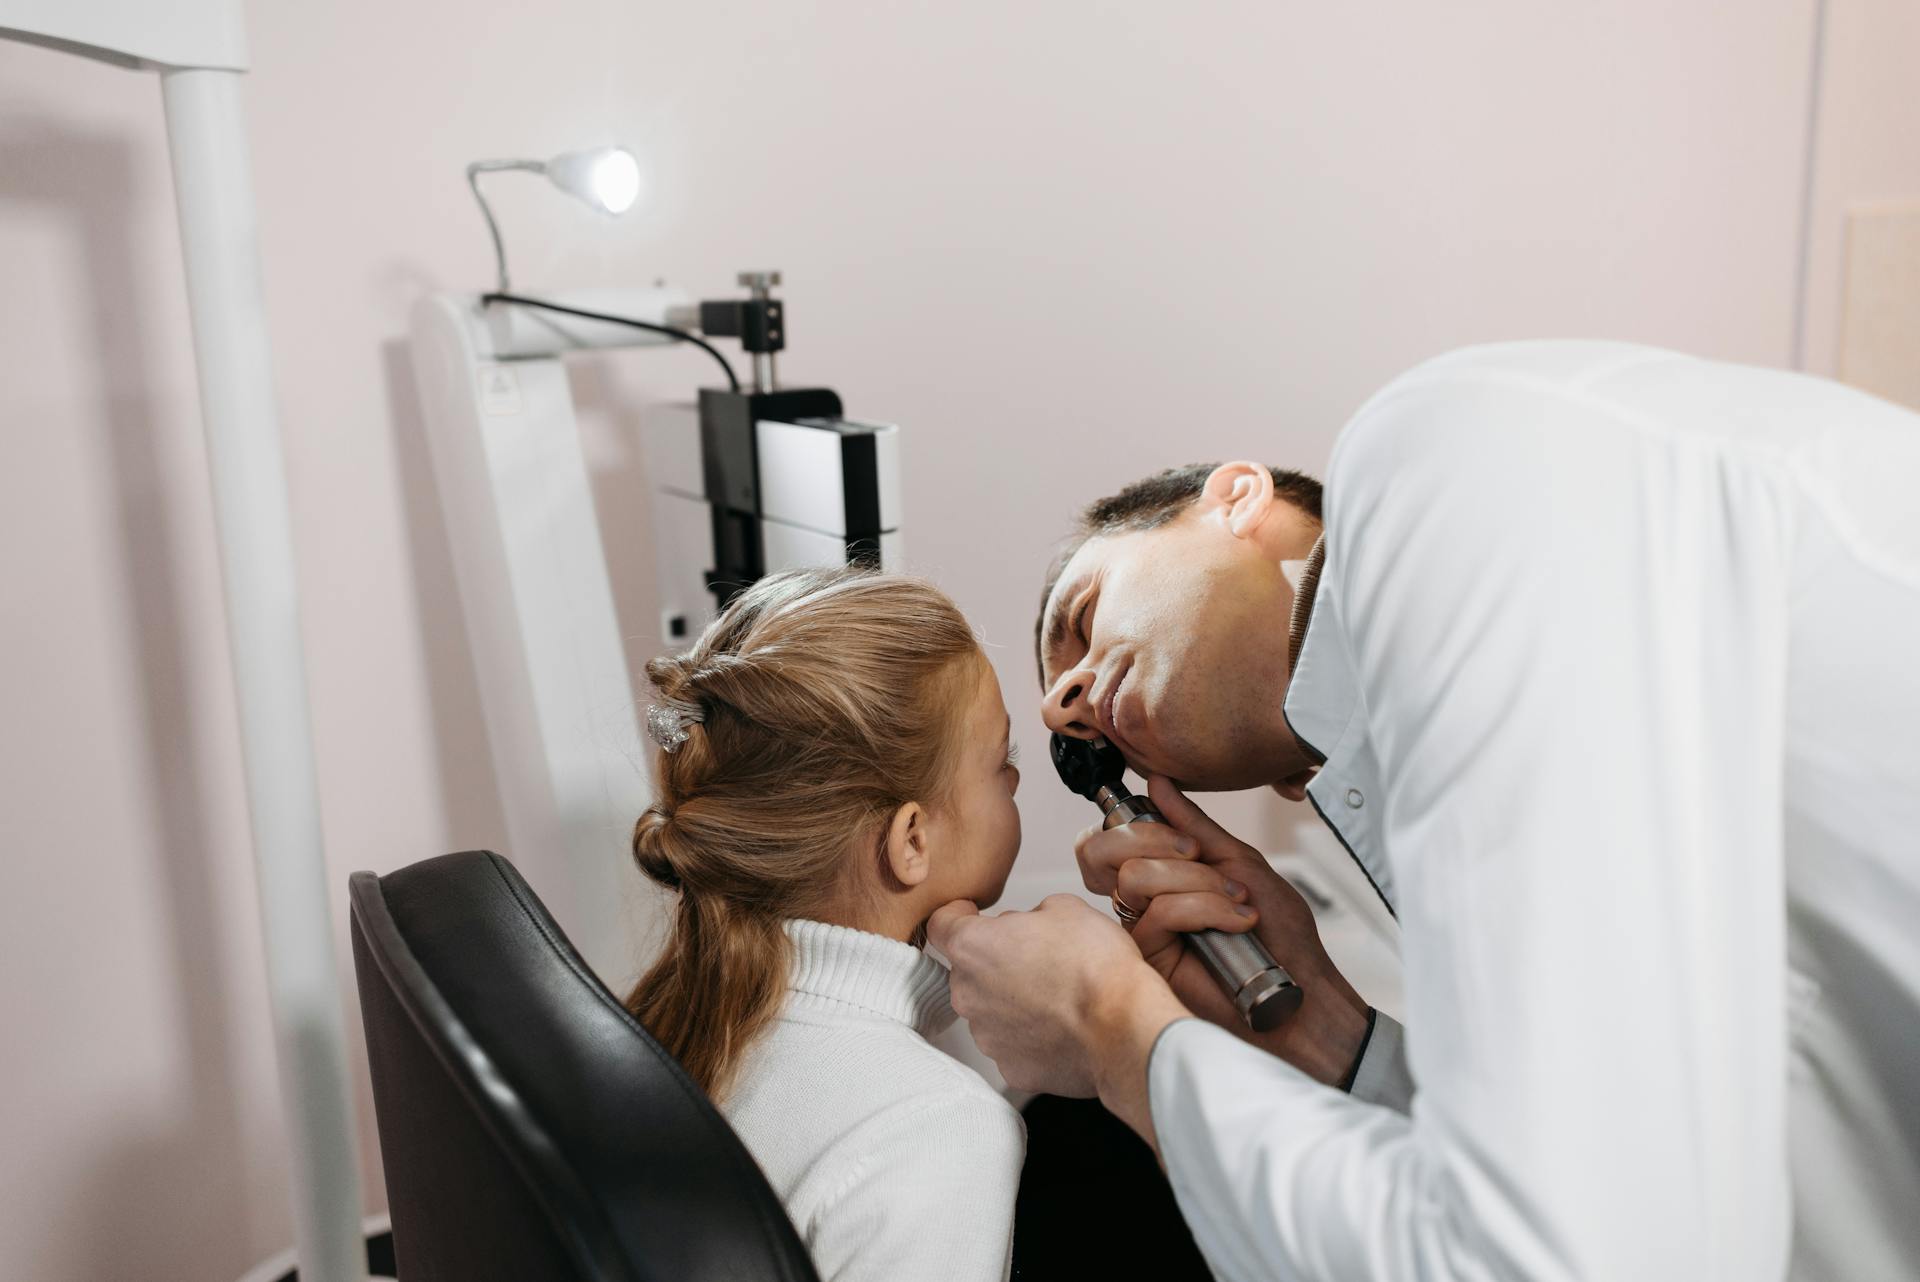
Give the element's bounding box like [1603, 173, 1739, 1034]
[697, 297, 784, 354]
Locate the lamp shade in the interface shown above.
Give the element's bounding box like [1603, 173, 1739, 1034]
[545, 146, 642, 215]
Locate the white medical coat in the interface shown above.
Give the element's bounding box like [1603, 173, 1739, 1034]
[1149, 342, 1920, 1281]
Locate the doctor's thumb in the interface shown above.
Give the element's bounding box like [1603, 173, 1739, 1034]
[926, 899, 980, 956]
[1146, 776, 1228, 844]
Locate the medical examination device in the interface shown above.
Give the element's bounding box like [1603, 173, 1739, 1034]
[409, 266, 902, 982]
[1052, 734, 1302, 1031]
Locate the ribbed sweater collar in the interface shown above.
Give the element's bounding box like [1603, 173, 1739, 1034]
[783, 918, 955, 1038]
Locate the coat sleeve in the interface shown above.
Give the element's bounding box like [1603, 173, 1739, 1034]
[1348, 1010, 1414, 1114]
[1151, 370, 1796, 1282]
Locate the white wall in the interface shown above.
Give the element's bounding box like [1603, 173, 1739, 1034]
[2, 2, 1910, 1277]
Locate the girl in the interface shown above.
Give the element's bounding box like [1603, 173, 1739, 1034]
[627, 567, 1026, 1282]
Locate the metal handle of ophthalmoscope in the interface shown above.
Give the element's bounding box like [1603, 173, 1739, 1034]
[1094, 785, 1304, 1032]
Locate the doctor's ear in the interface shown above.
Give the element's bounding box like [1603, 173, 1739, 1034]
[882, 802, 932, 889]
[1202, 462, 1278, 540]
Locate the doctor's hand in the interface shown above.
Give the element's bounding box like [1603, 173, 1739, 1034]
[1076, 776, 1373, 1087]
[929, 895, 1190, 1139]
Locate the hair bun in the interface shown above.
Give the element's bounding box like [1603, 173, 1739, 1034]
[644, 653, 701, 708]
[631, 805, 683, 890]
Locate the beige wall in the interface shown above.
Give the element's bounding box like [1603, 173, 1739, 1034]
[1797, 0, 1920, 393]
[3, 2, 1910, 1276]
[1800, 0, 1920, 381]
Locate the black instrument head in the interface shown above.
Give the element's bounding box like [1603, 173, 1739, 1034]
[1050, 733, 1130, 802]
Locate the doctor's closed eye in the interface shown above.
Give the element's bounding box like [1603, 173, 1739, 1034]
[1072, 588, 1097, 653]
[1050, 579, 1098, 671]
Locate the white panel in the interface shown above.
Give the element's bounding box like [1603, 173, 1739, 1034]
[880, 527, 906, 570]
[872, 421, 902, 530]
[756, 418, 847, 533]
[762, 518, 852, 572]
[755, 418, 901, 536]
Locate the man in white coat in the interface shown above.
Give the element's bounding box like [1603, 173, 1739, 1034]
[933, 342, 1920, 1280]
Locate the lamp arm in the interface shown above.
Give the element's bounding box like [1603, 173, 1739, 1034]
[465, 159, 544, 294]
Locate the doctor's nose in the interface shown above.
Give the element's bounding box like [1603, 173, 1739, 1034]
[1041, 668, 1102, 741]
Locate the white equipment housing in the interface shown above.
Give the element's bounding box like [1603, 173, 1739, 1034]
[408, 291, 678, 982]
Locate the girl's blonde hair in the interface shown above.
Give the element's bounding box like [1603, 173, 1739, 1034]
[626, 566, 983, 1098]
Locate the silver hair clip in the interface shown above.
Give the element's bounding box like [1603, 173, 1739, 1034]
[646, 701, 701, 753]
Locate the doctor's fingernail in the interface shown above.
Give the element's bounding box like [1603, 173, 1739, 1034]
[1223, 879, 1247, 899]
[1176, 837, 1197, 854]
[1234, 904, 1257, 918]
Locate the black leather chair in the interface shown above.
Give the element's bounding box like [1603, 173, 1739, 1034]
[348, 850, 821, 1282]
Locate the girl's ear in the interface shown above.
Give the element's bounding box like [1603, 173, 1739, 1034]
[882, 802, 932, 888]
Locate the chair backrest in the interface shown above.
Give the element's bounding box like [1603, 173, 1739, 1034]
[349, 850, 821, 1282]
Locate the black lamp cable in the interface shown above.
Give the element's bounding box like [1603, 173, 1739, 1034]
[481, 291, 742, 392]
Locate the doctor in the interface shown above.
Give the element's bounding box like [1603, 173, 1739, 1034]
[933, 342, 1920, 1280]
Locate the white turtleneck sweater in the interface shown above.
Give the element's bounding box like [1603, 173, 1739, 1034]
[721, 919, 1026, 1282]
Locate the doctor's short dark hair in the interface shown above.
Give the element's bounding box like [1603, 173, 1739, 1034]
[1034, 463, 1323, 681]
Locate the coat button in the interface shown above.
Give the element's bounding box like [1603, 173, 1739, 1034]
[1345, 788, 1364, 809]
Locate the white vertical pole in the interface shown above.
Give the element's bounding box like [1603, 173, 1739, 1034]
[1789, 0, 1830, 371]
[160, 67, 365, 1282]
